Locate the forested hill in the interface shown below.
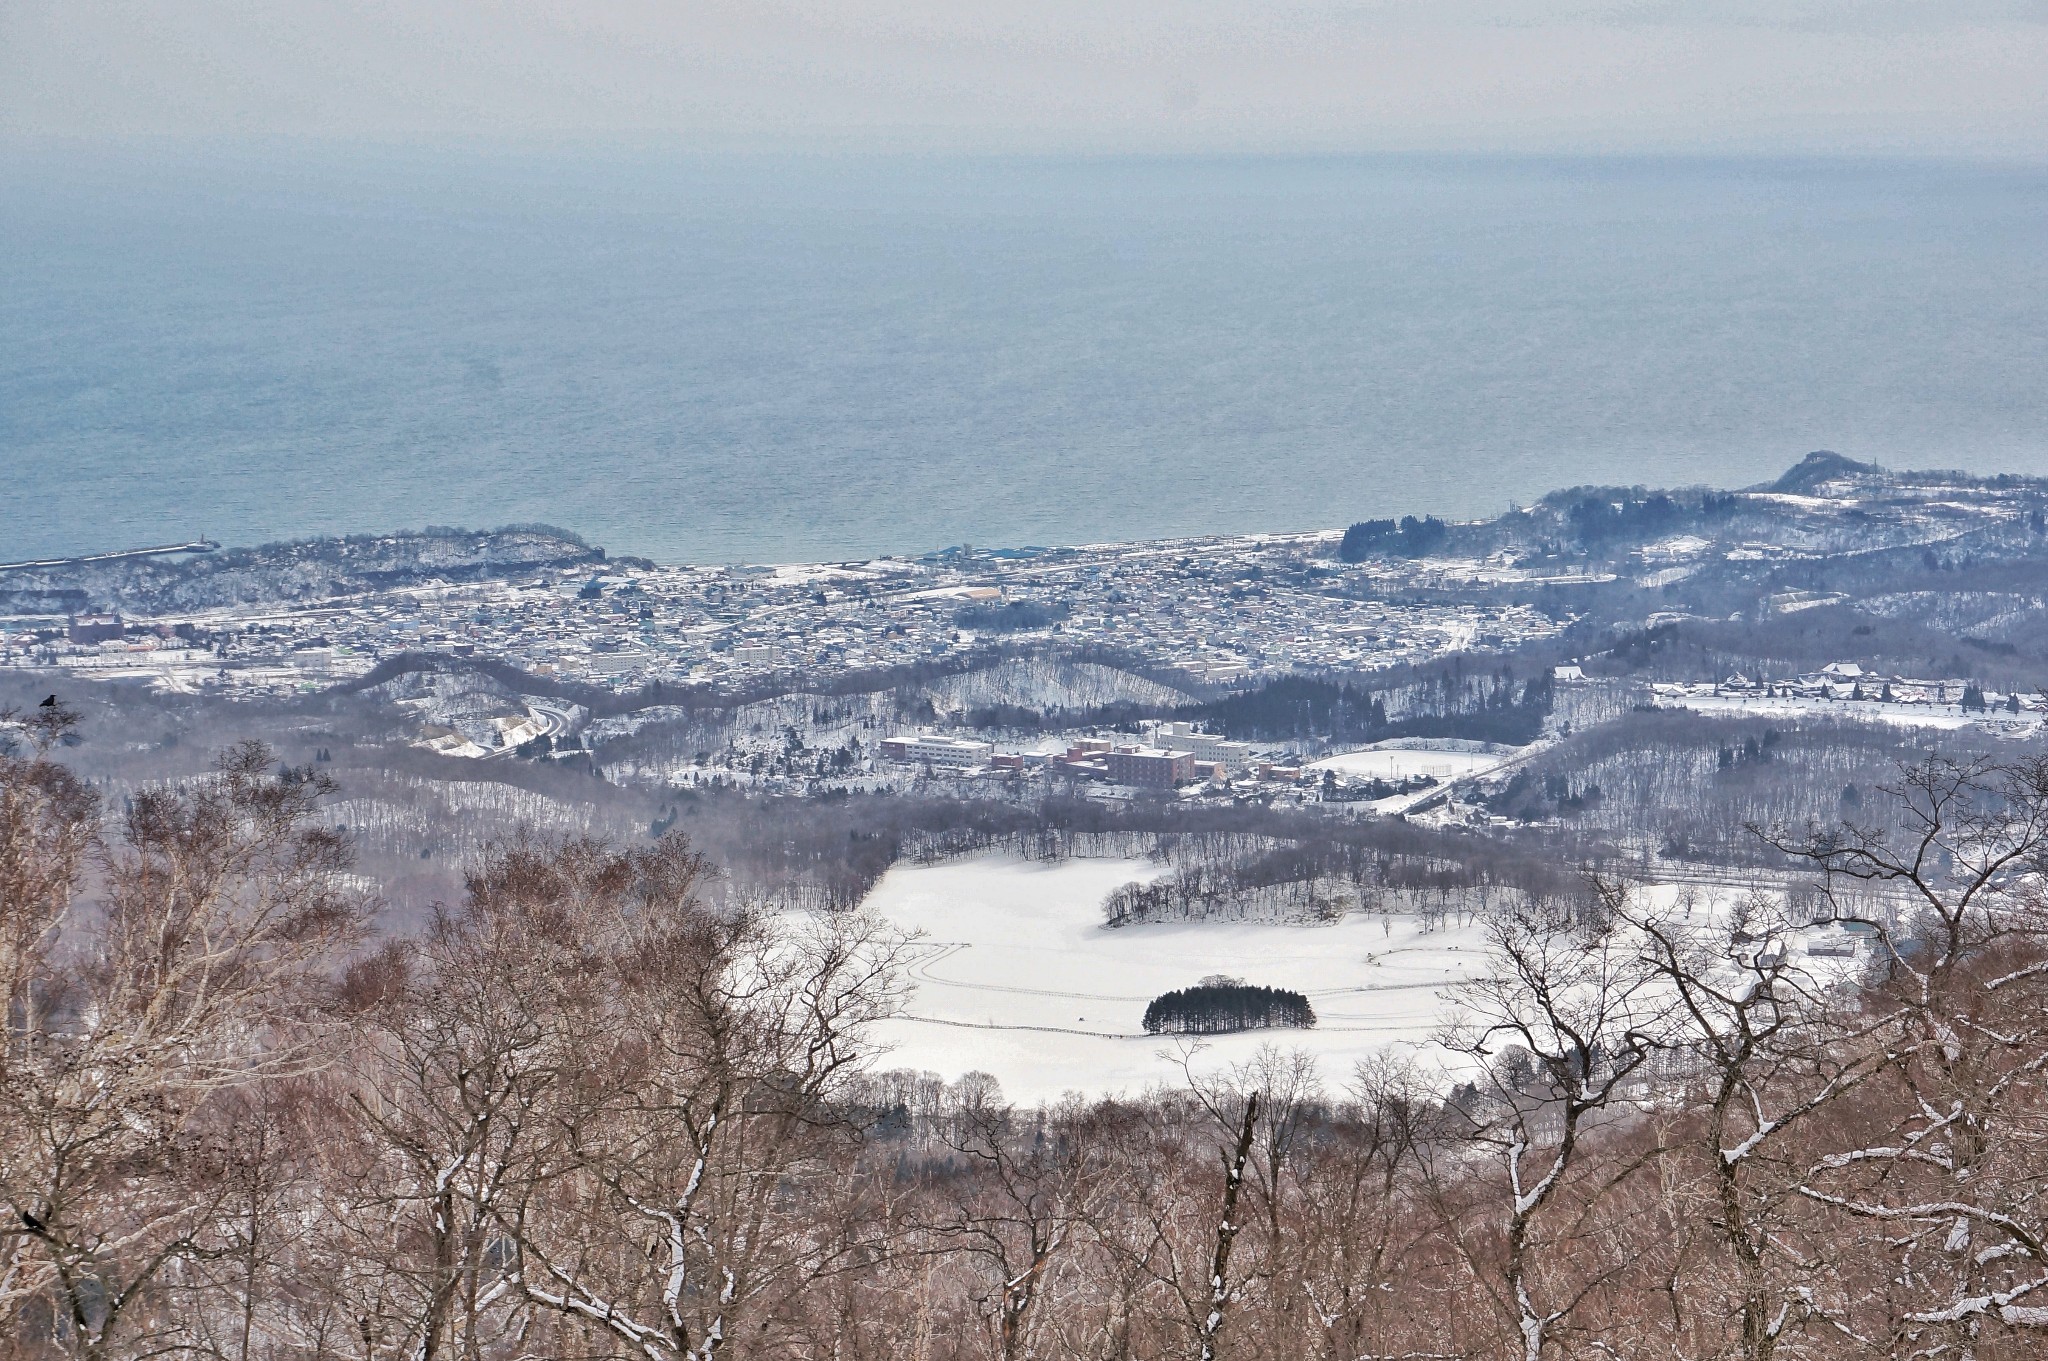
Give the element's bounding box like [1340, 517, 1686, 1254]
[0, 526, 604, 615]
[1186, 670, 1554, 745]
[1337, 454, 2048, 565]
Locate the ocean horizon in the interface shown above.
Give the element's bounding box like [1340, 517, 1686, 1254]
[6, 146, 2046, 564]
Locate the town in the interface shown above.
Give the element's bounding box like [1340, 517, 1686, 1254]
[0, 529, 1568, 699]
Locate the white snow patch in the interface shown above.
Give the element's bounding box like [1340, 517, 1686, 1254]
[1744, 492, 1845, 510]
[1655, 693, 2017, 733]
[1308, 746, 1515, 781]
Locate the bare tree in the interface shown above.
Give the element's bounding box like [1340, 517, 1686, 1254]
[1764, 755, 2048, 1357]
[481, 841, 906, 1360]
[1624, 883, 1884, 1359]
[922, 1085, 1104, 1361]
[1, 736, 371, 1359]
[1197, 1090, 1259, 1361]
[1438, 895, 1671, 1361]
[1177, 1045, 1325, 1353]
[1290, 1056, 1460, 1361]
[325, 836, 638, 1361]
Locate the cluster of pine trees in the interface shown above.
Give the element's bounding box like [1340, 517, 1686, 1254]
[1337, 514, 1450, 560]
[1142, 980, 1317, 1034]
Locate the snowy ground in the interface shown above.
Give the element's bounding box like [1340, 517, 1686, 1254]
[853, 854, 1884, 1104]
[858, 854, 1494, 1103]
[1653, 691, 2042, 736]
[1306, 744, 1516, 782]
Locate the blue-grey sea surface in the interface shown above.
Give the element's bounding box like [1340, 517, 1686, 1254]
[4, 148, 2045, 564]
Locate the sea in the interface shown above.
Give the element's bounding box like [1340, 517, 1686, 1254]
[4, 146, 2045, 566]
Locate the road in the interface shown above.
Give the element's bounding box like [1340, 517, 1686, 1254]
[482, 700, 580, 760]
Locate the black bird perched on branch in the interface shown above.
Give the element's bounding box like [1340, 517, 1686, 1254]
[39, 694, 57, 707]
[20, 1210, 46, 1234]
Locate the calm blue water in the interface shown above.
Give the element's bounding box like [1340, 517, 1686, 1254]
[4, 147, 2046, 564]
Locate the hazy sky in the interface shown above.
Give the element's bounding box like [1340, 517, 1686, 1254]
[3, 1, 2046, 155]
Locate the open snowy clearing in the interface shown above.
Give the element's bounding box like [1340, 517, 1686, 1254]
[858, 854, 1494, 1103]
[852, 856, 1880, 1104]
[1307, 746, 1516, 781]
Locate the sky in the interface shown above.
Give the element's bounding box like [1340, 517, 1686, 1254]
[3, 0, 2046, 156]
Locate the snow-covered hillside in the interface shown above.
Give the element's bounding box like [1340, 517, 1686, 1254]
[920, 657, 1191, 713]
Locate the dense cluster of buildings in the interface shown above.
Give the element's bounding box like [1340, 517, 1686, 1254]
[876, 734, 997, 769]
[879, 732, 1210, 788]
[1650, 663, 2046, 732]
[0, 531, 1568, 699]
[876, 720, 1294, 791]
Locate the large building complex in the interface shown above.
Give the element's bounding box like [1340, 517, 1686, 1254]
[879, 732, 1207, 789]
[67, 614, 124, 645]
[878, 734, 997, 769]
[1105, 746, 1196, 789]
[1144, 721, 1254, 772]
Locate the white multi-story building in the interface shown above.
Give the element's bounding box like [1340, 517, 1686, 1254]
[879, 733, 996, 769]
[1145, 721, 1255, 771]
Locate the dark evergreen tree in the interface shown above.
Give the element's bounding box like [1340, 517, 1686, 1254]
[1336, 515, 1448, 560]
[1338, 519, 1398, 561]
[1142, 982, 1316, 1035]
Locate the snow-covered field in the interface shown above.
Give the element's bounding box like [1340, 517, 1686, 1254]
[853, 854, 1885, 1103]
[1307, 744, 1515, 781]
[859, 854, 1493, 1103]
